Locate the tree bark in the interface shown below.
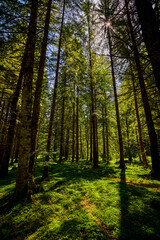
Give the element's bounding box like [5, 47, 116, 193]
[29, 0, 52, 182]
[0, 99, 11, 166]
[90, 109, 93, 162]
[130, 66, 147, 166]
[125, 115, 132, 162]
[134, 0, 160, 94]
[65, 127, 70, 160]
[15, 0, 38, 199]
[88, 14, 98, 168]
[43, 0, 65, 178]
[102, 105, 106, 161]
[125, 0, 160, 178]
[0, 88, 5, 109]
[105, 105, 109, 164]
[0, 48, 26, 177]
[72, 82, 75, 162]
[59, 68, 67, 163]
[76, 85, 79, 163]
[80, 125, 84, 159]
[108, 28, 125, 169]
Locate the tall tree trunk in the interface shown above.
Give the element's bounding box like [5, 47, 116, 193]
[102, 105, 106, 161]
[80, 125, 84, 159]
[135, 127, 142, 163]
[125, 0, 160, 178]
[59, 69, 67, 163]
[59, 96, 65, 163]
[0, 48, 26, 177]
[0, 100, 6, 123]
[134, 0, 160, 94]
[65, 127, 70, 160]
[125, 115, 132, 162]
[76, 85, 79, 163]
[130, 66, 147, 166]
[90, 109, 93, 162]
[95, 109, 98, 161]
[53, 127, 57, 160]
[0, 88, 5, 108]
[0, 99, 11, 166]
[86, 134, 89, 161]
[88, 20, 98, 168]
[43, 0, 65, 178]
[108, 28, 125, 169]
[72, 83, 75, 162]
[29, 0, 52, 182]
[105, 105, 109, 164]
[15, 0, 38, 199]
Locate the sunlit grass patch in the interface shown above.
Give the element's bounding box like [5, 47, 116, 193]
[0, 158, 160, 240]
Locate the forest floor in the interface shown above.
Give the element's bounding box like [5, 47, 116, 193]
[0, 158, 160, 240]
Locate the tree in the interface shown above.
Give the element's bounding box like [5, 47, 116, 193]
[134, 0, 160, 95]
[29, 0, 53, 183]
[43, 0, 66, 178]
[97, 0, 125, 169]
[130, 63, 148, 166]
[15, 0, 38, 199]
[85, 0, 98, 168]
[125, 0, 160, 178]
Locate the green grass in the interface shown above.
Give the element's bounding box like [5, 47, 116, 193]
[0, 159, 160, 240]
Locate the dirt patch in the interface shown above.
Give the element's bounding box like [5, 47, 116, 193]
[81, 198, 115, 240]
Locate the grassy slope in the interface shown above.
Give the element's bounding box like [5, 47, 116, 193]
[0, 158, 160, 240]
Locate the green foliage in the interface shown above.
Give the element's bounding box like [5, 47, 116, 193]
[0, 159, 160, 240]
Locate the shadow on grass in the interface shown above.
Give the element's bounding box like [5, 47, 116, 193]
[36, 217, 110, 240]
[119, 168, 160, 240]
[45, 161, 117, 181]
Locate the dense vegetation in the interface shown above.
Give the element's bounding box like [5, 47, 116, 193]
[0, 0, 160, 239]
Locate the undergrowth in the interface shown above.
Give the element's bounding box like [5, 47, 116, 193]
[0, 158, 160, 240]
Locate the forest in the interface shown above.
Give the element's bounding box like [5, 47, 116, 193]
[0, 0, 160, 239]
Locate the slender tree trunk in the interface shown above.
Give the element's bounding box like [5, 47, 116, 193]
[134, 0, 160, 94]
[0, 99, 11, 166]
[80, 125, 84, 159]
[65, 127, 70, 160]
[102, 105, 106, 161]
[135, 127, 142, 163]
[90, 109, 93, 162]
[72, 83, 75, 162]
[125, 0, 160, 178]
[0, 52, 26, 177]
[95, 111, 98, 161]
[15, 0, 38, 199]
[53, 127, 57, 160]
[105, 105, 109, 164]
[29, 0, 52, 182]
[59, 96, 65, 163]
[59, 69, 67, 163]
[88, 27, 98, 168]
[0, 100, 6, 124]
[85, 117, 89, 161]
[108, 28, 125, 169]
[130, 67, 147, 166]
[125, 115, 132, 162]
[76, 85, 79, 163]
[86, 138, 89, 161]
[43, 0, 65, 178]
[0, 88, 5, 108]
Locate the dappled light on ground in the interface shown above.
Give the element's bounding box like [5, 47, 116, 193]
[0, 160, 160, 240]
